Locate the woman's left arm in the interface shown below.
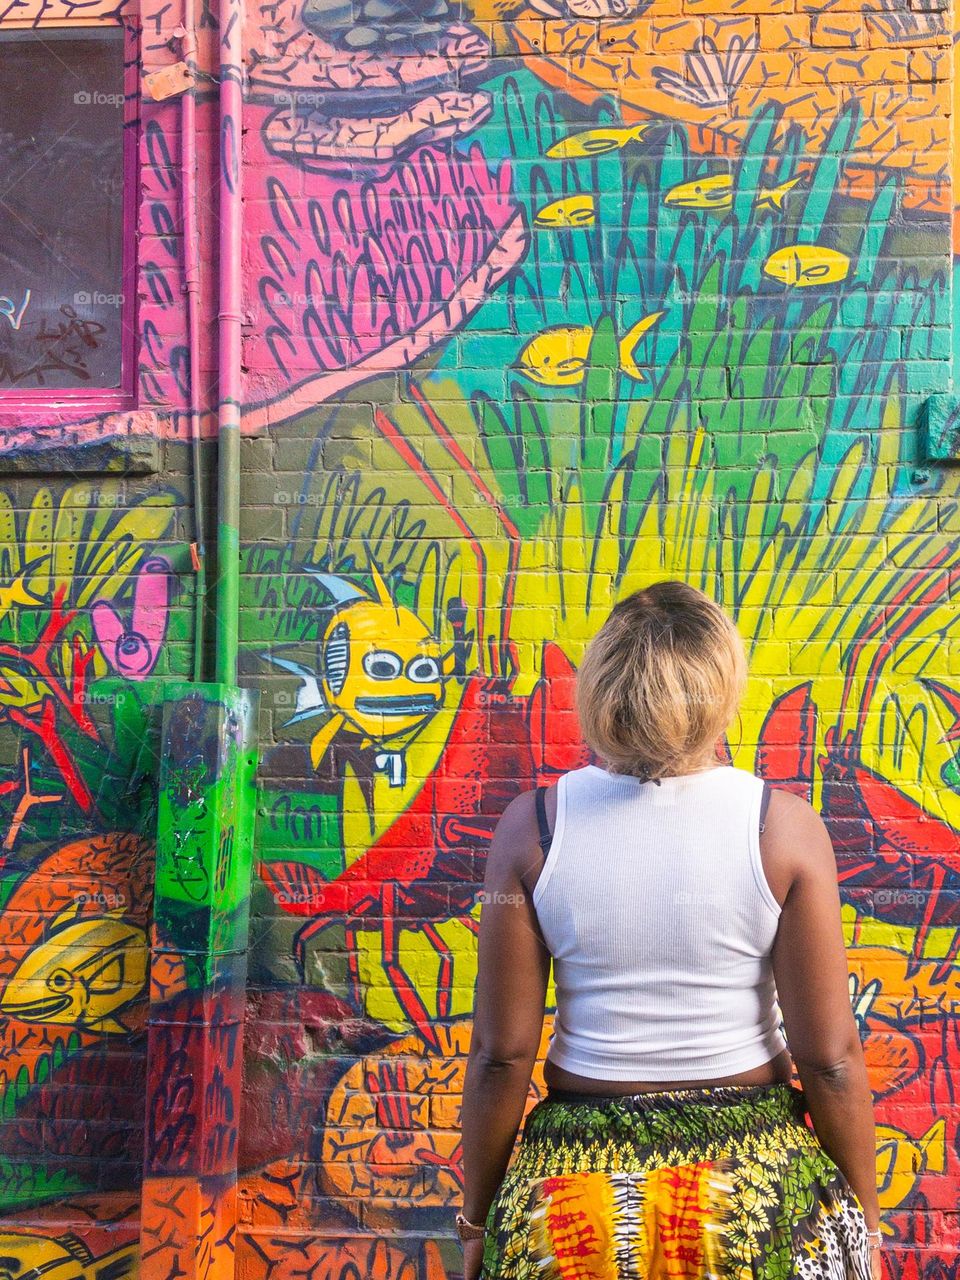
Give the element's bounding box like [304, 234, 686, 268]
[460, 790, 552, 1226]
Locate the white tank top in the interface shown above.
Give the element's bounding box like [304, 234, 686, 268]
[533, 763, 788, 1081]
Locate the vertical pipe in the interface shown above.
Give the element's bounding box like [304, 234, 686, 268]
[215, 0, 244, 687]
[181, 0, 206, 683]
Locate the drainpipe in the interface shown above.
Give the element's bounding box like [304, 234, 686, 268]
[215, 0, 244, 687]
[180, 0, 206, 683]
[140, 0, 258, 1274]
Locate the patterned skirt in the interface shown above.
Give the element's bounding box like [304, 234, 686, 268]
[479, 1083, 871, 1280]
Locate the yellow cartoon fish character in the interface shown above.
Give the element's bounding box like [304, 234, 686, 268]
[664, 173, 803, 212]
[763, 244, 851, 287]
[756, 175, 803, 211]
[875, 1118, 946, 1214]
[664, 173, 733, 210]
[545, 123, 656, 160]
[516, 312, 664, 387]
[0, 903, 147, 1035]
[0, 1231, 137, 1280]
[533, 194, 596, 228]
[265, 560, 455, 773]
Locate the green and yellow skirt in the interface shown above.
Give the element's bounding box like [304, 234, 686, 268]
[479, 1083, 871, 1280]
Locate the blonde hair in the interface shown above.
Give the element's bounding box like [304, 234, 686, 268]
[575, 581, 748, 781]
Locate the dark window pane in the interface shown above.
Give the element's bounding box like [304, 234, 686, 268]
[0, 28, 125, 390]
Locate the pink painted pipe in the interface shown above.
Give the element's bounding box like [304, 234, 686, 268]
[181, 0, 206, 680]
[215, 0, 244, 684]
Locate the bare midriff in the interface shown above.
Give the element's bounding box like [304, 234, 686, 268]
[542, 1048, 795, 1095]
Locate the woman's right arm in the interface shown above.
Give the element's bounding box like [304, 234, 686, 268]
[764, 792, 881, 1239]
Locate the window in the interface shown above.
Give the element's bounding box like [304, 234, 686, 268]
[0, 26, 134, 401]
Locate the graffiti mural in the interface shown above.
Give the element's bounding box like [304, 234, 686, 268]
[241, 11, 960, 1278]
[0, 483, 176, 828]
[1, 0, 959, 1277]
[0, 476, 182, 1258]
[509, 3, 951, 216]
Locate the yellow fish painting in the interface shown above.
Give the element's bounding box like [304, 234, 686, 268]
[533, 194, 596, 228]
[266, 560, 454, 775]
[0, 1233, 136, 1280]
[756, 176, 804, 211]
[545, 123, 656, 160]
[763, 244, 851, 287]
[0, 902, 147, 1035]
[516, 312, 664, 387]
[664, 173, 803, 212]
[664, 173, 734, 210]
[875, 1118, 946, 1214]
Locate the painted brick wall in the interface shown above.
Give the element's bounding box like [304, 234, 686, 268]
[0, 0, 200, 1268]
[0, 0, 959, 1277]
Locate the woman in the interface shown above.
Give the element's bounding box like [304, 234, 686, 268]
[457, 581, 882, 1280]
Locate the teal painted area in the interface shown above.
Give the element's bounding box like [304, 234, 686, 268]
[423, 72, 950, 533]
[921, 395, 960, 462]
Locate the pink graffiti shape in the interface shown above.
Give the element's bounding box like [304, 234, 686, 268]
[91, 556, 170, 679]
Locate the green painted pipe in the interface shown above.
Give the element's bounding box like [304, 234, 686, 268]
[179, 0, 206, 684]
[215, 440, 240, 687]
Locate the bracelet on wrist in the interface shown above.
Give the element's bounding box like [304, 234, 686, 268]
[455, 1211, 487, 1242]
[865, 1228, 883, 1249]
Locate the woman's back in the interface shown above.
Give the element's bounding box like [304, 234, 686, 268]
[462, 583, 880, 1280]
[534, 763, 788, 1081]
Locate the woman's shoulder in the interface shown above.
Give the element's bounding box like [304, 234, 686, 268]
[758, 782, 825, 827]
[758, 784, 836, 903]
[734, 769, 825, 819]
[489, 783, 560, 897]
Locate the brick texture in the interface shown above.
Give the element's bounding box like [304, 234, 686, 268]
[0, 0, 958, 1275]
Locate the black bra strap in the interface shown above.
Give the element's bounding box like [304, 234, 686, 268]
[759, 780, 771, 834]
[534, 785, 553, 851]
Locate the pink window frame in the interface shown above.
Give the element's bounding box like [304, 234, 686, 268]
[0, 18, 140, 412]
